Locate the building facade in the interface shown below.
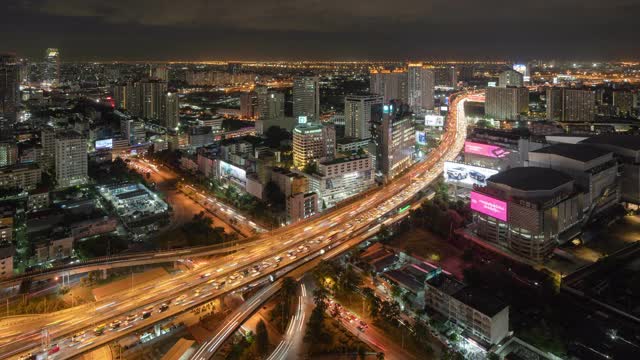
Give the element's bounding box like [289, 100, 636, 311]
[344, 94, 383, 140]
[293, 75, 320, 122]
[55, 131, 88, 188]
[485, 86, 529, 120]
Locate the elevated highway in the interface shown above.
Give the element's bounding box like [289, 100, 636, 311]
[1, 92, 473, 360]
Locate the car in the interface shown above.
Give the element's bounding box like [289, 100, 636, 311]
[158, 303, 169, 312]
[468, 170, 486, 183]
[19, 353, 35, 360]
[94, 324, 106, 336]
[446, 167, 467, 180]
[200, 273, 211, 279]
[110, 320, 121, 329]
[175, 294, 187, 303]
[126, 314, 137, 323]
[48, 344, 60, 355]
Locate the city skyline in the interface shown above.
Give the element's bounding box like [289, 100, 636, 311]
[3, 0, 640, 61]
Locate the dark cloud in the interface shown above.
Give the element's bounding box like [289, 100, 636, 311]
[2, 0, 640, 60]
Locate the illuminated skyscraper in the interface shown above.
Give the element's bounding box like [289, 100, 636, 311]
[293, 75, 320, 122]
[407, 63, 435, 111]
[498, 70, 524, 87]
[546, 88, 595, 122]
[292, 123, 335, 168]
[485, 86, 529, 120]
[370, 69, 408, 104]
[163, 92, 179, 130]
[150, 65, 169, 81]
[55, 131, 88, 188]
[139, 79, 167, 120]
[434, 66, 457, 88]
[0, 54, 20, 119]
[344, 94, 383, 140]
[43, 48, 60, 86]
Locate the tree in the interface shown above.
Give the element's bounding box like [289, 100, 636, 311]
[337, 264, 362, 295]
[487, 353, 500, 360]
[378, 224, 392, 244]
[312, 260, 339, 291]
[379, 301, 401, 326]
[255, 319, 269, 357]
[313, 287, 329, 312]
[362, 287, 381, 318]
[278, 277, 298, 328]
[302, 161, 318, 174]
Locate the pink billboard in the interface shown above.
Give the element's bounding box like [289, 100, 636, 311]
[465, 141, 508, 158]
[470, 191, 507, 221]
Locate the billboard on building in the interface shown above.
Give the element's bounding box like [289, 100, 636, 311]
[298, 116, 308, 124]
[470, 191, 507, 221]
[219, 161, 246, 187]
[424, 115, 444, 127]
[464, 141, 509, 158]
[416, 131, 427, 145]
[444, 162, 498, 187]
[95, 139, 113, 150]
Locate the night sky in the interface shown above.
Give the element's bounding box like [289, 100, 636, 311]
[3, 0, 640, 61]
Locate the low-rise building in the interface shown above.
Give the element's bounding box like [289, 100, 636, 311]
[425, 272, 509, 346]
[287, 192, 318, 224]
[70, 216, 118, 240]
[529, 143, 619, 217]
[0, 163, 41, 191]
[473, 167, 583, 261]
[0, 245, 15, 278]
[580, 134, 640, 204]
[305, 154, 375, 210]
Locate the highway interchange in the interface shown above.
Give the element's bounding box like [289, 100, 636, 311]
[1, 92, 471, 360]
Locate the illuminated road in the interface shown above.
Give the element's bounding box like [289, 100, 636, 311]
[1, 92, 472, 360]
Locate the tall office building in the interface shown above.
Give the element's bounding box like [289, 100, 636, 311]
[434, 66, 457, 88]
[293, 75, 320, 122]
[240, 91, 257, 119]
[292, 123, 335, 168]
[55, 131, 88, 188]
[163, 92, 179, 129]
[371, 101, 415, 180]
[485, 87, 529, 120]
[498, 70, 524, 87]
[407, 63, 435, 111]
[112, 83, 130, 110]
[370, 69, 408, 104]
[43, 48, 60, 86]
[139, 79, 168, 120]
[546, 88, 595, 122]
[0, 54, 20, 119]
[344, 94, 383, 140]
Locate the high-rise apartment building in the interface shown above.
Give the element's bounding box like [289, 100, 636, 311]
[344, 94, 383, 140]
[292, 123, 335, 168]
[485, 87, 529, 120]
[43, 48, 60, 86]
[370, 69, 408, 104]
[40, 127, 56, 172]
[240, 91, 257, 119]
[612, 90, 634, 116]
[371, 102, 415, 180]
[139, 79, 168, 120]
[434, 66, 457, 88]
[498, 70, 524, 87]
[150, 65, 169, 81]
[0, 141, 17, 167]
[55, 131, 88, 188]
[256, 86, 285, 120]
[0, 54, 20, 118]
[407, 63, 435, 111]
[163, 92, 179, 129]
[546, 88, 595, 122]
[293, 75, 320, 122]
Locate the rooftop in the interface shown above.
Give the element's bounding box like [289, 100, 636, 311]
[451, 286, 508, 317]
[489, 167, 573, 191]
[531, 143, 611, 162]
[580, 133, 640, 151]
[320, 154, 369, 165]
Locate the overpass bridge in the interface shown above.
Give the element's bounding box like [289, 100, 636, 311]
[1, 92, 472, 360]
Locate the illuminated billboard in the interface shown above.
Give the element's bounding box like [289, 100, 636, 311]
[416, 131, 427, 145]
[219, 161, 246, 187]
[424, 115, 444, 127]
[444, 162, 498, 187]
[470, 191, 507, 221]
[464, 141, 509, 158]
[95, 139, 113, 150]
[298, 116, 307, 124]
